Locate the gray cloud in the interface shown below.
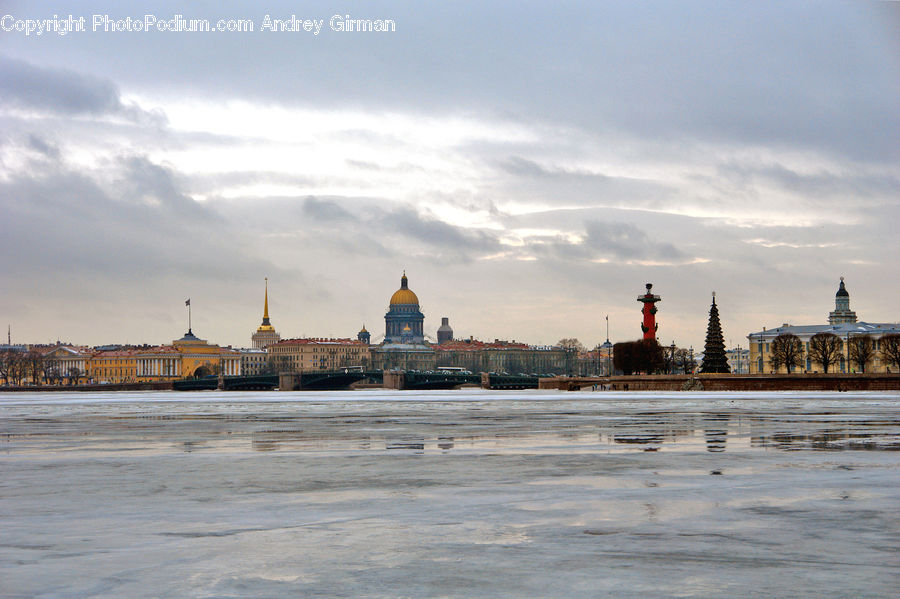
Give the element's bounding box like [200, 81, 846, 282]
[0, 57, 121, 115]
[7, 2, 893, 161]
[302, 197, 356, 222]
[583, 220, 686, 262]
[0, 57, 164, 125]
[25, 134, 60, 160]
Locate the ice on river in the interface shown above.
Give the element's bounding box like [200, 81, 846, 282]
[1, 389, 898, 598]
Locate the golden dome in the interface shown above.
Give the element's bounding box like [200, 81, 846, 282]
[389, 272, 420, 305]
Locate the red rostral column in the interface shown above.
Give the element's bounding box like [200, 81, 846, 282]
[637, 283, 661, 340]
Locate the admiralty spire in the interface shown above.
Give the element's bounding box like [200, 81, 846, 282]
[251, 278, 281, 349]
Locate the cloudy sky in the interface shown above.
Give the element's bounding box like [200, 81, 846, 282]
[1, 1, 898, 350]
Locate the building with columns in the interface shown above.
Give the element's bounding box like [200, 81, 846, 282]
[384, 272, 425, 344]
[371, 272, 436, 371]
[748, 278, 900, 374]
[41, 345, 92, 384]
[134, 329, 241, 381]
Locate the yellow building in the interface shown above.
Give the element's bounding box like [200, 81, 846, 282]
[89, 349, 139, 384]
[267, 338, 371, 372]
[748, 279, 900, 374]
[135, 330, 242, 381]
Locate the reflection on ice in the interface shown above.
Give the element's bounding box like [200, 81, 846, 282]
[1, 390, 898, 598]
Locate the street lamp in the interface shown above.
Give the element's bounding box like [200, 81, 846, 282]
[670, 341, 676, 374]
[605, 315, 611, 377]
[689, 346, 694, 374]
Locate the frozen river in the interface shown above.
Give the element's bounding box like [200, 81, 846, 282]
[2, 389, 898, 598]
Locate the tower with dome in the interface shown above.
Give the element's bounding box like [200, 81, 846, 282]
[370, 272, 436, 371]
[384, 272, 426, 344]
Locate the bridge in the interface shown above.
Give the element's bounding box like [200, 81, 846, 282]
[385, 371, 539, 391]
[173, 374, 278, 391]
[172, 370, 540, 392]
[173, 372, 380, 391]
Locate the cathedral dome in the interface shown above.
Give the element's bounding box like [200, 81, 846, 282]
[389, 273, 419, 305]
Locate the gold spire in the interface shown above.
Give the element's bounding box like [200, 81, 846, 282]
[258, 277, 274, 331]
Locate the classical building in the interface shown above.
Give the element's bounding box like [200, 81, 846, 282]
[434, 338, 573, 375]
[90, 349, 140, 384]
[371, 272, 436, 371]
[384, 272, 425, 343]
[748, 279, 900, 374]
[575, 341, 615, 376]
[239, 347, 269, 376]
[251, 278, 281, 349]
[134, 330, 242, 381]
[41, 345, 92, 385]
[267, 338, 371, 372]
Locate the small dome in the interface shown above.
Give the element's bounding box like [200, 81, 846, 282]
[836, 277, 849, 297]
[389, 272, 420, 305]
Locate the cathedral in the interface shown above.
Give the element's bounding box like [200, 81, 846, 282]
[384, 272, 425, 344]
[370, 272, 436, 371]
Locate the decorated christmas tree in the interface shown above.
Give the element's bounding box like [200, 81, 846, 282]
[700, 292, 731, 373]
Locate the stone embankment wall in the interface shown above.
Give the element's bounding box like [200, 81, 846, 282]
[542, 373, 900, 392]
[0, 381, 174, 392]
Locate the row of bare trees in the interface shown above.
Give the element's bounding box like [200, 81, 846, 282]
[0, 350, 44, 386]
[767, 333, 900, 374]
[0, 350, 85, 386]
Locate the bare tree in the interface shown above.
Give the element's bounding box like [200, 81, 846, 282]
[661, 346, 690, 374]
[42, 359, 63, 386]
[24, 351, 44, 385]
[0, 350, 12, 385]
[769, 333, 804, 373]
[675, 348, 696, 374]
[848, 335, 875, 373]
[556, 338, 586, 353]
[3, 351, 26, 386]
[808, 333, 842, 373]
[881, 334, 900, 372]
[614, 339, 664, 375]
[66, 366, 82, 386]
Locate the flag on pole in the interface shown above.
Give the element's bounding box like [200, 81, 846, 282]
[185, 299, 190, 306]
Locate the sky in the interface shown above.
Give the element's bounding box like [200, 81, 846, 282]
[1, 1, 898, 351]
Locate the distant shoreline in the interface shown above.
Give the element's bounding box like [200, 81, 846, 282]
[3, 373, 900, 393]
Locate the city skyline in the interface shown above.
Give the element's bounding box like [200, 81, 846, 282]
[2, 1, 898, 350]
